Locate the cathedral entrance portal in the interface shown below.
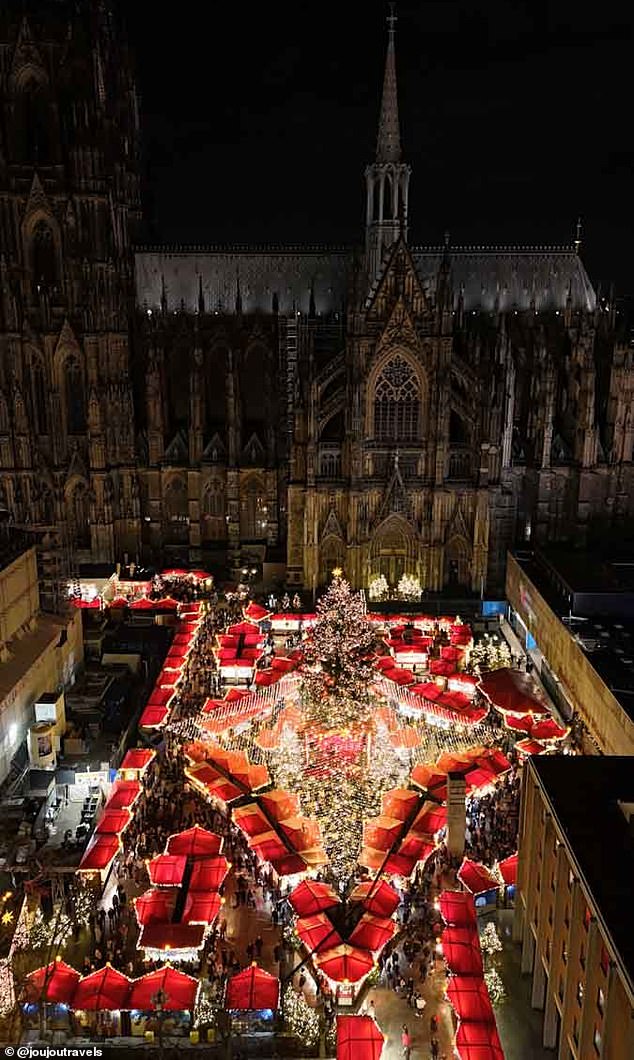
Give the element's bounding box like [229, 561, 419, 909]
[369, 516, 418, 592]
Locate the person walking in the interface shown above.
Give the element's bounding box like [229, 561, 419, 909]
[401, 1024, 412, 1060]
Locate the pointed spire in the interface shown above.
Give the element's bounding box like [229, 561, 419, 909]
[376, 4, 401, 164]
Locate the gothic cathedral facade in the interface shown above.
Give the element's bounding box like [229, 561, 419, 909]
[1, 4, 633, 604]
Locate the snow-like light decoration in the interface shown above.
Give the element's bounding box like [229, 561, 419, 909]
[368, 575, 389, 601]
[397, 573, 421, 600]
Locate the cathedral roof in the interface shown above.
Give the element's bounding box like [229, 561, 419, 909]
[134, 242, 596, 315]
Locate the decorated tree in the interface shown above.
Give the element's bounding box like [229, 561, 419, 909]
[283, 985, 320, 1046]
[302, 573, 378, 729]
[480, 921, 503, 958]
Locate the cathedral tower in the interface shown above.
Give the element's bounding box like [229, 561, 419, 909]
[0, 2, 141, 605]
[364, 6, 411, 283]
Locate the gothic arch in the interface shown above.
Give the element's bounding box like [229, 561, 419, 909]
[239, 473, 267, 540]
[366, 350, 426, 442]
[241, 342, 269, 434]
[369, 514, 419, 586]
[65, 477, 90, 549]
[318, 534, 345, 586]
[29, 351, 48, 434]
[62, 354, 86, 434]
[164, 475, 188, 520]
[22, 207, 62, 289]
[444, 534, 471, 590]
[202, 477, 225, 541]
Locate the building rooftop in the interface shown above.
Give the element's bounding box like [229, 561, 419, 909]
[530, 755, 634, 998]
[513, 551, 634, 724]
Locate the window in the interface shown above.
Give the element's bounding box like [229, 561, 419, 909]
[319, 450, 341, 479]
[558, 977, 564, 1002]
[562, 942, 568, 964]
[564, 906, 570, 929]
[579, 945, 585, 971]
[577, 981, 584, 1005]
[202, 480, 225, 541]
[600, 946, 609, 976]
[568, 869, 575, 888]
[64, 356, 85, 433]
[240, 476, 267, 539]
[583, 907, 591, 932]
[373, 355, 421, 441]
[165, 478, 188, 522]
[597, 987, 604, 1015]
[68, 482, 90, 549]
[593, 1027, 602, 1053]
[32, 359, 47, 434]
[32, 220, 57, 291]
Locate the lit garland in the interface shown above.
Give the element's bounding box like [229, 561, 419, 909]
[484, 967, 507, 1005]
[29, 906, 73, 951]
[282, 985, 320, 1047]
[479, 922, 503, 957]
[368, 575, 389, 602]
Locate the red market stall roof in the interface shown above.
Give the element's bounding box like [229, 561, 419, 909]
[296, 914, 343, 954]
[71, 596, 101, 609]
[337, 1015, 385, 1060]
[530, 717, 569, 741]
[270, 853, 307, 876]
[439, 890, 477, 928]
[429, 658, 455, 676]
[95, 808, 132, 835]
[135, 888, 176, 926]
[166, 825, 223, 857]
[410, 763, 448, 799]
[120, 748, 155, 773]
[363, 816, 403, 851]
[479, 667, 549, 715]
[188, 855, 230, 892]
[225, 964, 280, 1010]
[127, 966, 199, 1011]
[139, 704, 170, 728]
[148, 853, 187, 887]
[189, 569, 212, 580]
[137, 923, 206, 953]
[381, 788, 420, 822]
[260, 789, 301, 822]
[105, 780, 141, 810]
[516, 738, 547, 756]
[182, 892, 222, 925]
[412, 803, 447, 835]
[349, 914, 396, 952]
[24, 960, 81, 1004]
[441, 926, 483, 976]
[161, 568, 188, 577]
[349, 880, 400, 918]
[498, 852, 518, 886]
[145, 686, 174, 707]
[289, 880, 339, 917]
[316, 944, 374, 983]
[383, 666, 416, 686]
[359, 846, 418, 878]
[254, 670, 281, 688]
[78, 834, 120, 872]
[244, 601, 271, 621]
[72, 965, 131, 1011]
[455, 1020, 505, 1060]
[458, 858, 500, 896]
[447, 975, 495, 1024]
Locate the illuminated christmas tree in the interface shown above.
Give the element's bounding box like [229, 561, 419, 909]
[283, 985, 320, 1046]
[302, 572, 377, 729]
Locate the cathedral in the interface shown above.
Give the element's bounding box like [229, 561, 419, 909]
[1, 2, 633, 606]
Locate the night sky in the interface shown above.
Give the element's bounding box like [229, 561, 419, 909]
[127, 1, 633, 294]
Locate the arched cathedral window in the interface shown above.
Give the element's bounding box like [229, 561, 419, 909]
[64, 356, 86, 433]
[373, 355, 420, 442]
[202, 479, 225, 541]
[32, 360, 47, 434]
[68, 482, 90, 549]
[240, 476, 267, 540]
[32, 221, 57, 291]
[18, 80, 50, 163]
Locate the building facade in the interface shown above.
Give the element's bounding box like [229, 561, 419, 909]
[515, 756, 634, 1059]
[1, 4, 633, 598]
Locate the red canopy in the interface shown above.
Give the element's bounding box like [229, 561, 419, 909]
[455, 1020, 505, 1060]
[225, 965, 280, 1010]
[189, 569, 212, 581]
[289, 880, 339, 917]
[429, 658, 455, 676]
[412, 804, 447, 835]
[24, 960, 81, 1004]
[349, 914, 396, 952]
[148, 854, 187, 887]
[78, 834, 120, 872]
[441, 926, 483, 976]
[244, 601, 271, 621]
[381, 788, 420, 821]
[161, 568, 188, 578]
[296, 914, 342, 954]
[447, 975, 495, 1023]
[515, 737, 547, 755]
[439, 890, 477, 928]
[166, 825, 223, 857]
[95, 809, 132, 835]
[349, 880, 400, 918]
[530, 716, 568, 740]
[336, 1015, 385, 1060]
[127, 966, 199, 1011]
[135, 888, 177, 926]
[145, 686, 174, 708]
[479, 667, 549, 715]
[498, 852, 518, 886]
[72, 965, 131, 1011]
[182, 892, 222, 925]
[260, 789, 301, 822]
[188, 855, 230, 891]
[227, 621, 262, 636]
[458, 858, 500, 895]
[317, 944, 374, 983]
[120, 748, 155, 773]
[138, 923, 205, 953]
[139, 704, 170, 728]
[106, 780, 141, 810]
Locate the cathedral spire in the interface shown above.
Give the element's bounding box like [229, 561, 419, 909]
[364, 6, 411, 287]
[376, 4, 401, 164]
